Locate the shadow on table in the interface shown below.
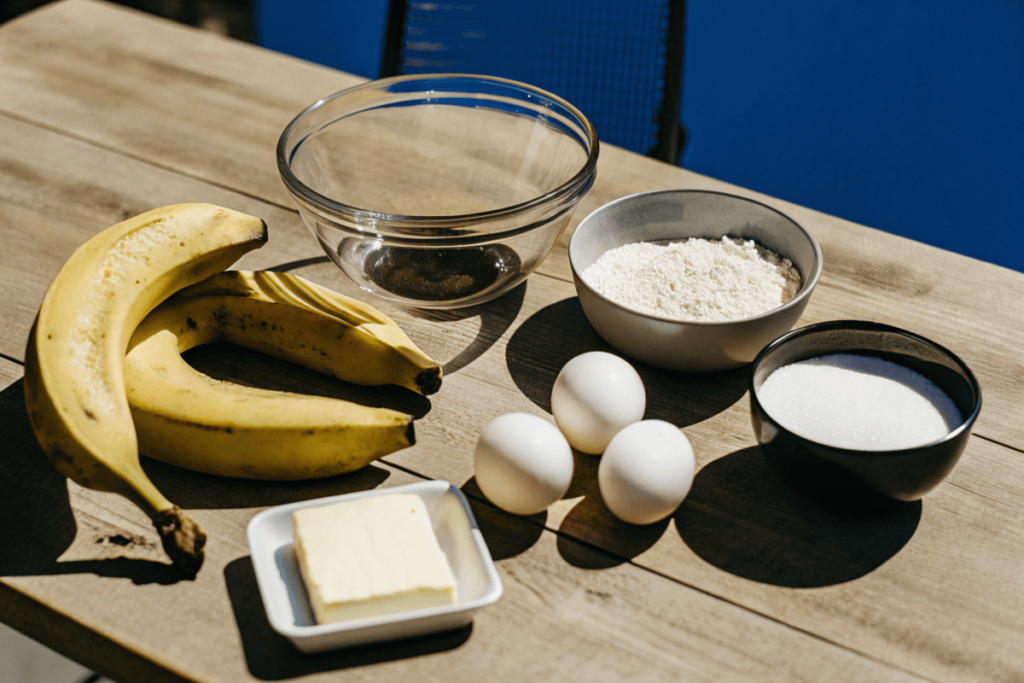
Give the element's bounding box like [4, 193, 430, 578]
[184, 344, 434, 419]
[0, 379, 185, 584]
[143, 458, 392, 511]
[676, 446, 921, 588]
[461, 459, 668, 569]
[224, 556, 471, 679]
[0, 377, 391, 584]
[407, 281, 526, 377]
[459, 477, 545, 561]
[505, 297, 748, 426]
[555, 449, 669, 569]
[274, 256, 527, 379]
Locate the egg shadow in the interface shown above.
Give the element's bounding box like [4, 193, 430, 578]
[676, 446, 921, 588]
[556, 450, 669, 569]
[505, 297, 749, 427]
[224, 556, 472, 680]
[459, 477, 545, 561]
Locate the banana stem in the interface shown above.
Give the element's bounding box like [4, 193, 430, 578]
[153, 506, 207, 579]
[415, 366, 443, 395]
[120, 471, 206, 578]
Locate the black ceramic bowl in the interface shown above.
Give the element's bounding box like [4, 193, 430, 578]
[749, 321, 982, 504]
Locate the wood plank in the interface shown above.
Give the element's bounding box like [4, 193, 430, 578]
[2, 0, 1021, 451]
[0, 358, 922, 683]
[2, 3, 1024, 681]
[1, 83, 1024, 680]
[0, 0, 361, 210]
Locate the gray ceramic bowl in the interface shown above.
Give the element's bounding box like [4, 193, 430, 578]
[568, 190, 823, 372]
[750, 321, 982, 503]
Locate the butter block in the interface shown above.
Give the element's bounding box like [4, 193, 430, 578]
[293, 493, 457, 624]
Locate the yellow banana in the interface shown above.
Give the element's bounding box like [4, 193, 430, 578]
[23, 204, 267, 577]
[168, 270, 442, 395]
[123, 271, 440, 480]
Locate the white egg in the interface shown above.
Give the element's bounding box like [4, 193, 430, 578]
[550, 351, 646, 454]
[474, 413, 574, 516]
[598, 420, 695, 525]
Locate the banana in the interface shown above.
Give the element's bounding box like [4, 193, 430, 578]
[168, 270, 442, 395]
[23, 204, 267, 577]
[122, 271, 441, 480]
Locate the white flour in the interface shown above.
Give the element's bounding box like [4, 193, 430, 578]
[581, 237, 801, 322]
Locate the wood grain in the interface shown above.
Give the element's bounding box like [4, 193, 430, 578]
[0, 359, 925, 683]
[2, 2, 1024, 682]
[2, 0, 1020, 450]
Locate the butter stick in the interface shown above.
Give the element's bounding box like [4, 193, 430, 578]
[293, 494, 457, 624]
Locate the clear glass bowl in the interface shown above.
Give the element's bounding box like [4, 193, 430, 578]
[278, 74, 599, 309]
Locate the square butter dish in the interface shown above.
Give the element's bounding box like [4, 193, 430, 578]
[247, 480, 503, 653]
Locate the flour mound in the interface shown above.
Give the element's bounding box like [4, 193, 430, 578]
[581, 237, 802, 322]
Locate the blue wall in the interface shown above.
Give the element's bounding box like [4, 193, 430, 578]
[682, 1, 1024, 272]
[256, 0, 390, 80]
[257, 1, 1024, 272]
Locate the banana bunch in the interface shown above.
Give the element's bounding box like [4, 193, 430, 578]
[24, 203, 268, 577]
[124, 270, 443, 480]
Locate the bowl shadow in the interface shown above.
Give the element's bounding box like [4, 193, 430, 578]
[224, 556, 472, 680]
[676, 446, 921, 588]
[407, 281, 526, 376]
[505, 297, 748, 427]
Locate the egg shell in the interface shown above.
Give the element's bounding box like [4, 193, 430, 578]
[474, 413, 575, 516]
[598, 420, 695, 525]
[551, 351, 646, 454]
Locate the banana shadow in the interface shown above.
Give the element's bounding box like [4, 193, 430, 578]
[224, 556, 471, 680]
[0, 379, 186, 584]
[675, 446, 921, 588]
[184, 344, 433, 419]
[505, 297, 748, 426]
[142, 458, 391, 511]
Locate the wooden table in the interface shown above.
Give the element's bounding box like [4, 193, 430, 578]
[2, 1, 1023, 681]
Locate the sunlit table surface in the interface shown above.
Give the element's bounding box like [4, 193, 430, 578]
[2, 1, 1024, 681]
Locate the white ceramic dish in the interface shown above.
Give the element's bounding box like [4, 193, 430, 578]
[569, 190, 823, 372]
[247, 480, 503, 653]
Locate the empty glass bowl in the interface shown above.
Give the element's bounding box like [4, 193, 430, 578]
[278, 74, 599, 308]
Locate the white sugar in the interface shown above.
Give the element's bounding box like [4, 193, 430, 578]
[757, 354, 962, 450]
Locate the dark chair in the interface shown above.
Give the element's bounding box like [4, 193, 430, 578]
[378, 0, 686, 164]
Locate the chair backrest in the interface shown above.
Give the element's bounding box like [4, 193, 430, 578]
[380, 0, 685, 163]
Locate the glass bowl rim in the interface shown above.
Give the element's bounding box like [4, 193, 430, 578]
[276, 73, 600, 233]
